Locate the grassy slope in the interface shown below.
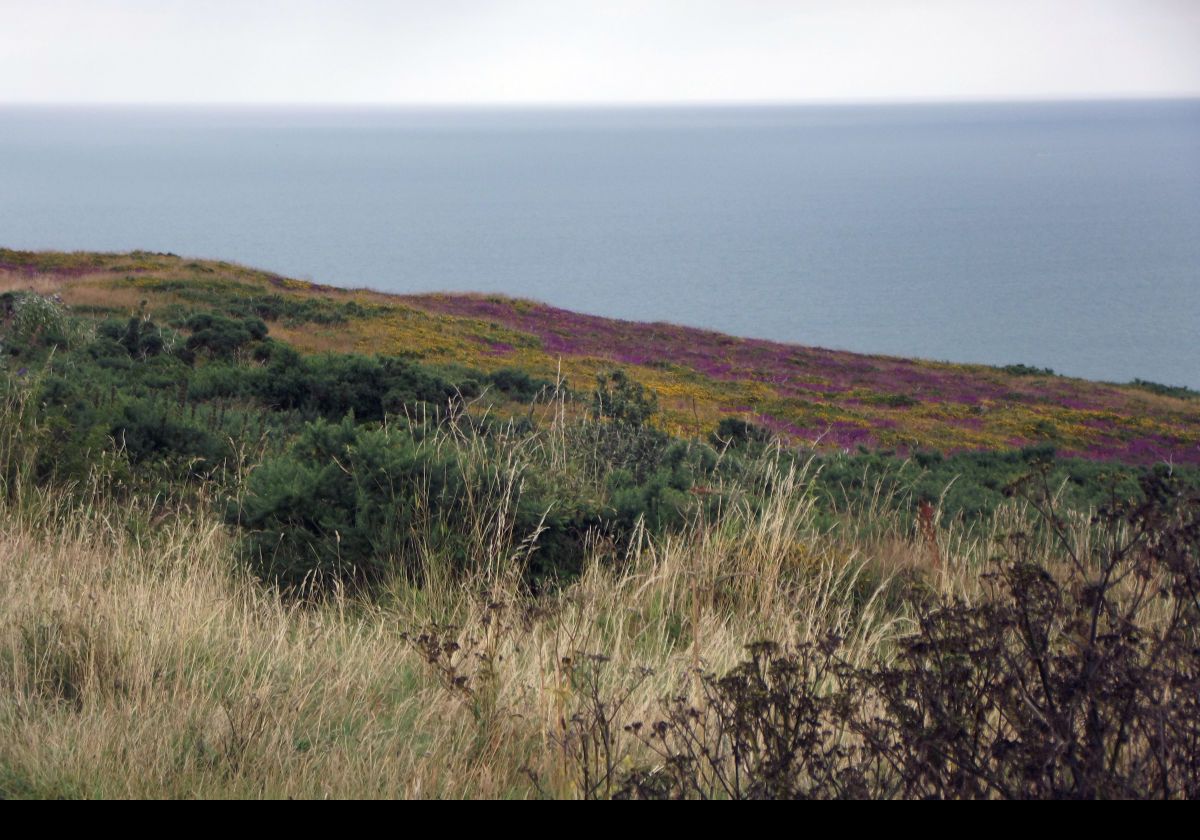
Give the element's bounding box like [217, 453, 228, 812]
[0, 452, 984, 798]
[2, 248, 1198, 799]
[2, 247, 1197, 465]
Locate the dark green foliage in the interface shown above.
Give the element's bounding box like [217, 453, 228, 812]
[513, 479, 607, 588]
[607, 441, 718, 534]
[257, 351, 463, 422]
[1001, 363, 1056, 377]
[151, 286, 387, 327]
[236, 294, 383, 326]
[232, 417, 460, 589]
[810, 444, 1194, 525]
[583, 371, 674, 485]
[867, 392, 920, 408]
[35, 409, 119, 489]
[112, 398, 226, 473]
[591, 369, 658, 428]
[608, 471, 691, 534]
[711, 416, 772, 448]
[96, 316, 171, 359]
[182, 312, 268, 360]
[590, 421, 671, 486]
[1127, 378, 1199, 400]
[485, 367, 551, 401]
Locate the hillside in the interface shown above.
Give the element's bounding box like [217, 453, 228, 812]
[2, 248, 1199, 798]
[2, 248, 1197, 465]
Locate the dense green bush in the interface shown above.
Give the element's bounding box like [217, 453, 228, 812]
[1000, 363, 1056, 377]
[607, 441, 719, 533]
[157, 291, 386, 327]
[236, 294, 382, 325]
[111, 398, 226, 473]
[582, 370, 674, 483]
[808, 443, 1186, 524]
[96, 316, 173, 359]
[256, 350, 464, 422]
[485, 367, 551, 401]
[232, 417, 461, 589]
[592, 369, 658, 427]
[1128, 378, 1199, 400]
[229, 419, 721, 592]
[711, 416, 773, 448]
[182, 312, 268, 360]
[510, 471, 607, 588]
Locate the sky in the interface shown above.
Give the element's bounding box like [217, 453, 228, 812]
[2, 0, 1199, 105]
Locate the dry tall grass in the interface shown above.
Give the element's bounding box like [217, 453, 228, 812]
[1, 440, 1046, 799]
[5, 365, 1142, 798]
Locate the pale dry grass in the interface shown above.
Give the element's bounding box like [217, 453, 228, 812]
[0, 271, 71, 297]
[0, 377, 1115, 799]
[0, 467, 1132, 798]
[0, 450, 980, 798]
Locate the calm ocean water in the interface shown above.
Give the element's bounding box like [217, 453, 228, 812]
[2, 101, 1198, 387]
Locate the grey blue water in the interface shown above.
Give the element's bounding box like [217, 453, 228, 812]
[2, 101, 1198, 387]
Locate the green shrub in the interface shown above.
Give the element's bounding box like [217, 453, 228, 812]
[607, 441, 714, 532]
[1001, 363, 1056, 377]
[111, 398, 226, 475]
[231, 418, 461, 590]
[183, 312, 268, 360]
[868, 393, 920, 408]
[711, 416, 773, 448]
[512, 473, 607, 589]
[485, 368, 550, 401]
[97, 316, 173, 359]
[0, 292, 88, 358]
[1127, 378, 1199, 400]
[255, 350, 464, 422]
[592, 369, 658, 427]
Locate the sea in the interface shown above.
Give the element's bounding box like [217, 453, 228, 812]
[2, 100, 1197, 387]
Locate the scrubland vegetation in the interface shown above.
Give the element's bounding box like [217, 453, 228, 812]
[1, 251, 1198, 798]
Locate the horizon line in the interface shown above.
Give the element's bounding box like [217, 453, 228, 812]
[3, 93, 1200, 110]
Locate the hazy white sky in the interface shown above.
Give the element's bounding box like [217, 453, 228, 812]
[2, 0, 1198, 104]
